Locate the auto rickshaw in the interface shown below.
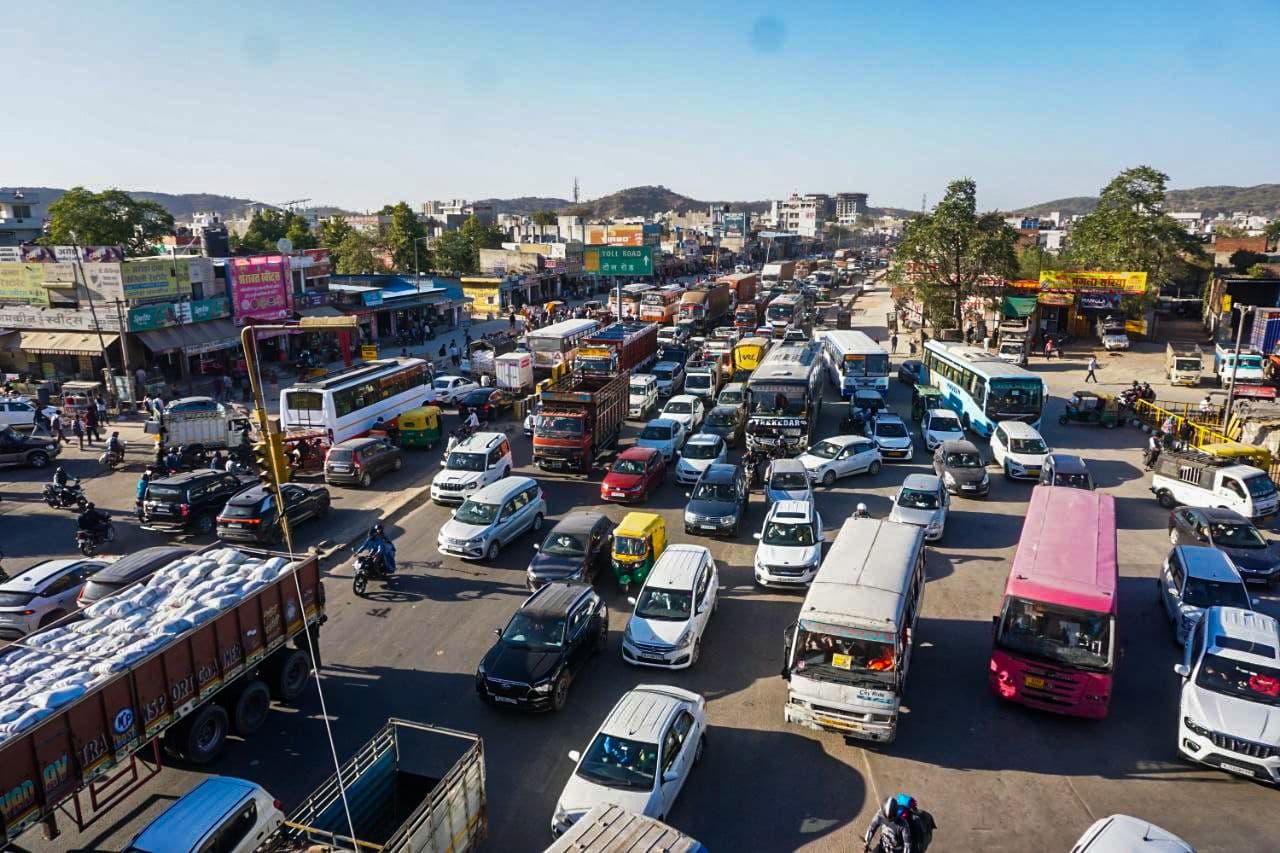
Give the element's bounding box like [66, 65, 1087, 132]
[611, 511, 667, 590]
[910, 385, 944, 421]
[1198, 442, 1272, 471]
[1059, 390, 1119, 428]
[398, 405, 442, 448]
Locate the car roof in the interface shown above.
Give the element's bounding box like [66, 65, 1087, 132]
[435, 374, 464, 382]
[1195, 507, 1249, 524]
[1174, 545, 1243, 582]
[902, 473, 942, 491]
[770, 499, 815, 522]
[0, 558, 101, 592]
[227, 485, 273, 504]
[150, 470, 221, 486]
[647, 544, 711, 590]
[619, 445, 660, 460]
[129, 776, 258, 850]
[335, 436, 383, 449]
[720, 382, 745, 392]
[667, 394, 699, 404]
[927, 408, 960, 419]
[998, 420, 1041, 437]
[699, 463, 738, 483]
[600, 686, 692, 742]
[653, 361, 679, 370]
[457, 431, 505, 452]
[1046, 454, 1090, 473]
[645, 418, 678, 430]
[939, 439, 980, 454]
[818, 435, 860, 447]
[472, 476, 538, 502]
[94, 546, 193, 584]
[1205, 607, 1280, 664]
[877, 412, 905, 424]
[549, 511, 610, 535]
[686, 433, 721, 445]
[522, 581, 593, 617]
[769, 458, 807, 474]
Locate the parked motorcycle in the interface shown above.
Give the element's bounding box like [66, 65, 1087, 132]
[43, 483, 89, 512]
[352, 551, 390, 596]
[76, 521, 115, 556]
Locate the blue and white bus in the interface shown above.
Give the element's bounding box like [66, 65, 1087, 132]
[817, 330, 889, 398]
[922, 340, 1045, 437]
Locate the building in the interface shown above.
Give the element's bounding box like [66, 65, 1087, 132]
[422, 199, 496, 225]
[835, 192, 868, 219]
[0, 189, 48, 247]
[773, 194, 832, 238]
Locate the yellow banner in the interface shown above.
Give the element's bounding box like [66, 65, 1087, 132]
[0, 264, 52, 306]
[1039, 270, 1148, 294]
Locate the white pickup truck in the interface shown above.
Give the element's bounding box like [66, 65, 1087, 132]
[1151, 449, 1279, 524]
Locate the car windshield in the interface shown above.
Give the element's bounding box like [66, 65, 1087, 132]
[988, 380, 1043, 415]
[614, 536, 647, 557]
[640, 424, 672, 441]
[792, 627, 895, 684]
[536, 415, 583, 437]
[707, 411, 736, 428]
[634, 586, 692, 621]
[683, 441, 722, 460]
[1053, 473, 1093, 490]
[770, 471, 809, 490]
[612, 458, 645, 475]
[806, 441, 840, 460]
[875, 421, 908, 438]
[541, 531, 586, 557]
[928, 416, 962, 433]
[944, 451, 982, 468]
[1182, 577, 1250, 610]
[1195, 653, 1280, 708]
[763, 521, 815, 546]
[1210, 521, 1267, 549]
[685, 374, 711, 389]
[665, 401, 692, 414]
[446, 452, 486, 472]
[501, 612, 565, 651]
[693, 481, 737, 502]
[719, 391, 743, 406]
[653, 366, 674, 380]
[1010, 437, 1048, 454]
[454, 500, 498, 526]
[630, 381, 650, 395]
[1245, 474, 1277, 499]
[576, 732, 658, 790]
[996, 597, 1113, 671]
[897, 488, 939, 510]
[145, 485, 185, 500]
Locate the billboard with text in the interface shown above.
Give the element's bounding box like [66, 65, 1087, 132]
[230, 255, 292, 322]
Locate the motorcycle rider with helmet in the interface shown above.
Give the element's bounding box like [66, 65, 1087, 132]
[355, 524, 396, 575]
[854, 502, 871, 519]
[53, 465, 78, 491]
[863, 797, 914, 853]
[77, 502, 112, 540]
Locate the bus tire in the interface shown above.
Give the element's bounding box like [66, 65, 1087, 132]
[1157, 489, 1176, 509]
[231, 680, 271, 736]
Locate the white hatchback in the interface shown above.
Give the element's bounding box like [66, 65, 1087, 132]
[990, 420, 1049, 481]
[621, 545, 719, 670]
[661, 395, 705, 433]
[674, 434, 727, 486]
[921, 408, 965, 451]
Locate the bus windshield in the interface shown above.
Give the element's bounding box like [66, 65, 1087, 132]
[792, 627, 895, 685]
[767, 303, 794, 321]
[528, 337, 567, 353]
[996, 597, 1113, 671]
[987, 379, 1043, 416]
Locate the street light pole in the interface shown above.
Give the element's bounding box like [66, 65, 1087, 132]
[69, 231, 118, 396]
[1221, 304, 1254, 432]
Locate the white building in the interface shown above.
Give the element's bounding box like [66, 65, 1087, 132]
[0, 189, 49, 247]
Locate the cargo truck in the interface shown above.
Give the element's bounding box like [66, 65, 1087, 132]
[717, 272, 759, 308]
[0, 546, 324, 846]
[532, 371, 628, 474]
[1166, 342, 1203, 386]
[145, 401, 254, 457]
[734, 301, 764, 331]
[678, 281, 731, 332]
[761, 261, 795, 288]
[1248, 306, 1280, 356]
[262, 718, 486, 853]
[576, 322, 659, 378]
[1214, 343, 1266, 386]
[543, 805, 706, 853]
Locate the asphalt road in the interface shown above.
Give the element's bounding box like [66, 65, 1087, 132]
[28, 276, 1280, 853]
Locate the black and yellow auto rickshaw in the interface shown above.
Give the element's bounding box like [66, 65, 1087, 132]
[398, 406, 442, 448]
[911, 385, 944, 421]
[1059, 390, 1119, 428]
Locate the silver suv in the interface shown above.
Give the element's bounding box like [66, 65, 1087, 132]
[0, 558, 109, 639]
[438, 477, 548, 561]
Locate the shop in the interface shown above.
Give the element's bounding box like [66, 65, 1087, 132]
[14, 330, 121, 381]
[134, 317, 242, 382]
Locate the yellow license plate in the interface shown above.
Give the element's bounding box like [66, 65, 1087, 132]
[1023, 676, 1046, 689]
[815, 714, 861, 732]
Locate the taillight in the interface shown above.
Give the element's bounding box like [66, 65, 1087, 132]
[273, 799, 283, 810]
[179, 503, 190, 517]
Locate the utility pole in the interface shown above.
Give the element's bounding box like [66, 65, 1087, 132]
[69, 232, 118, 396]
[1222, 304, 1255, 432]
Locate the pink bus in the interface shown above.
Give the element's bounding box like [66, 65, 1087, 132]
[990, 486, 1118, 718]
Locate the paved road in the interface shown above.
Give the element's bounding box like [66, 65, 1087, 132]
[32, 276, 1280, 853]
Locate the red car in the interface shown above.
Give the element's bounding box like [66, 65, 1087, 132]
[601, 446, 665, 503]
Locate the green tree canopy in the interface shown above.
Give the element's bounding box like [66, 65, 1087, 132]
[318, 215, 354, 249]
[531, 210, 558, 227]
[284, 212, 317, 251]
[888, 178, 1018, 327]
[43, 187, 174, 256]
[1247, 263, 1277, 279]
[1264, 220, 1280, 251]
[382, 201, 429, 273]
[431, 230, 475, 275]
[459, 215, 505, 251]
[332, 231, 384, 275]
[238, 208, 287, 252]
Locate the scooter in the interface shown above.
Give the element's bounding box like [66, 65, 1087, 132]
[76, 521, 115, 557]
[352, 551, 390, 596]
[43, 482, 89, 512]
[99, 441, 128, 470]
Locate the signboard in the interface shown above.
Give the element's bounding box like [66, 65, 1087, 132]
[360, 345, 379, 361]
[1039, 270, 1148, 294]
[1008, 279, 1041, 290]
[583, 246, 653, 277]
[361, 290, 383, 307]
[302, 247, 331, 278]
[0, 264, 51, 305]
[128, 297, 231, 332]
[230, 255, 292, 322]
[0, 245, 124, 263]
[1038, 292, 1074, 306]
[1221, 295, 1233, 314]
[1125, 319, 1148, 335]
[120, 258, 202, 300]
[0, 305, 122, 331]
[1078, 292, 1122, 310]
[723, 212, 747, 238]
[586, 224, 645, 247]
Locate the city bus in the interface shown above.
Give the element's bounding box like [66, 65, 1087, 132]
[745, 341, 824, 454]
[921, 339, 1045, 437]
[639, 284, 684, 323]
[818, 330, 889, 398]
[765, 293, 804, 337]
[611, 283, 655, 320]
[990, 486, 1118, 719]
[279, 357, 432, 444]
[527, 318, 600, 378]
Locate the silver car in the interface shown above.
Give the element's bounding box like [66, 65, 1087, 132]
[0, 558, 109, 639]
[888, 473, 949, 541]
[438, 477, 547, 561]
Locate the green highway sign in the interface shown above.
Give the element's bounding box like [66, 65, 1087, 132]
[584, 246, 653, 276]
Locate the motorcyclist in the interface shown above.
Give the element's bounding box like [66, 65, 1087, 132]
[464, 408, 480, 433]
[77, 502, 112, 538]
[863, 796, 913, 853]
[53, 466, 78, 490]
[106, 431, 124, 459]
[854, 502, 871, 520]
[892, 794, 935, 852]
[355, 524, 396, 575]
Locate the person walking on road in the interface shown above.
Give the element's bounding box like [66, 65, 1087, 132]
[96, 397, 109, 427]
[49, 411, 67, 445]
[890, 332, 899, 354]
[1084, 354, 1099, 383]
[509, 310, 517, 330]
[84, 401, 101, 442]
[72, 415, 85, 450]
[448, 341, 461, 369]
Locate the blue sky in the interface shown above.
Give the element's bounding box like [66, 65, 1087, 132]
[7, 0, 1279, 212]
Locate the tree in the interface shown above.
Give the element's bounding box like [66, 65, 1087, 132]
[318, 215, 354, 249]
[1213, 224, 1246, 238]
[459, 215, 505, 251]
[431, 229, 475, 275]
[238, 208, 287, 253]
[1265, 220, 1280, 251]
[1230, 249, 1269, 274]
[284, 212, 317, 250]
[1247, 263, 1277, 280]
[332, 232, 383, 275]
[382, 201, 428, 272]
[1014, 244, 1055, 281]
[43, 187, 174, 256]
[531, 210, 558, 227]
[888, 178, 1018, 328]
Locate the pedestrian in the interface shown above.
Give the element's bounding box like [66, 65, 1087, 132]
[509, 310, 517, 330]
[151, 395, 164, 417]
[50, 411, 67, 445]
[908, 338, 918, 356]
[222, 374, 233, 401]
[96, 397, 109, 426]
[135, 366, 147, 395]
[85, 401, 101, 442]
[1084, 354, 1099, 383]
[136, 468, 152, 519]
[890, 332, 899, 354]
[1198, 394, 1212, 415]
[1044, 337, 1054, 359]
[72, 415, 85, 450]
[448, 341, 461, 368]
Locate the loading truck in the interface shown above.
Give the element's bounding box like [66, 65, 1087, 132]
[576, 322, 659, 378]
[532, 371, 628, 474]
[678, 281, 731, 332]
[734, 300, 764, 331]
[0, 546, 324, 846]
[145, 400, 254, 457]
[761, 260, 796, 288]
[262, 718, 486, 853]
[717, 271, 759, 308]
[1166, 342, 1203, 386]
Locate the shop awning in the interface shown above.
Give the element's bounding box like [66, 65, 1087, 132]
[135, 318, 241, 356]
[296, 305, 344, 319]
[19, 330, 119, 355]
[1002, 296, 1038, 319]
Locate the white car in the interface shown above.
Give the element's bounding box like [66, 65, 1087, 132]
[797, 435, 882, 487]
[1174, 606, 1280, 786]
[888, 473, 950, 542]
[430, 432, 512, 505]
[552, 685, 707, 836]
[621, 544, 719, 669]
[628, 374, 659, 420]
[867, 413, 914, 462]
[990, 420, 1049, 480]
[429, 375, 479, 404]
[0, 398, 58, 428]
[661, 395, 705, 433]
[753, 499, 823, 587]
[1102, 330, 1130, 351]
[1070, 815, 1194, 853]
[920, 408, 965, 451]
[674, 434, 727, 486]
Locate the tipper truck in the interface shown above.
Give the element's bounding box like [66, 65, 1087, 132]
[576, 322, 659, 378]
[263, 718, 486, 853]
[533, 371, 628, 474]
[0, 545, 324, 845]
[717, 272, 759, 308]
[761, 260, 795, 288]
[678, 281, 731, 332]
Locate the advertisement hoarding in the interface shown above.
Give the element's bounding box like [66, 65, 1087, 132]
[0, 265, 51, 306]
[723, 212, 747, 238]
[229, 255, 292, 322]
[1039, 270, 1148, 294]
[128, 297, 231, 332]
[120, 258, 209, 300]
[302, 247, 331, 278]
[586, 224, 646, 247]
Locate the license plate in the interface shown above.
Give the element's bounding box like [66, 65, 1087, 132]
[961, 485, 976, 491]
[1025, 468, 1040, 475]
[611, 492, 626, 498]
[1024, 676, 1046, 689]
[1219, 761, 1256, 778]
[639, 654, 666, 663]
[815, 714, 863, 732]
[700, 524, 717, 531]
[0, 615, 14, 623]
[331, 465, 349, 472]
[493, 696, 518, 705]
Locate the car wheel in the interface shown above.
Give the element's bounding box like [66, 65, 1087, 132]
[1059, 415, 1069, 426]
[37, 610, 65, 629]
[317, 497, 330, 517]
[532, 512, 544, 532]
[27, 451, 49, 468]
[485, 541, 500, 562]
[359, 471, 372, 488]
[1157, 490, 1176, 509]
[868, 460, 882, 476]
[821, 469, 836, 488]
[195, 513, 215, 536]
[551, 671, 570, 712]
[1004, 462, 1013, 481]
[692, 637, 703, 666]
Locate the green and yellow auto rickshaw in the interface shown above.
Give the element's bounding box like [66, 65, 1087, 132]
[911, 385, 944, 421]
[397, 405, 442, 448]
[611, 511, 668, 590]
[1059, 391, 1118, 428]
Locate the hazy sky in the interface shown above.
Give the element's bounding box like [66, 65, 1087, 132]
[7, 0, 1279, 212]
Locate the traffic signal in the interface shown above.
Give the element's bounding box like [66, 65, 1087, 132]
[268, 433, 291, 484]
[252, 440, 275, 488]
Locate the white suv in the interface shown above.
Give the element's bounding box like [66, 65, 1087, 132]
[431, 432, 512, 505]
[990, 420, 1049, 480]
[0, 558, 109, 639]
[622, 545, 719, 669]
[753, 500, 823, 587]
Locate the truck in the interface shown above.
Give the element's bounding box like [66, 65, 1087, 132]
[262, 718, 486, 853]
[1166, 342, 1203, 386]
[576, 322, 659, 378]
[717, 272, 759, 308]
[532, 371, 628, 474]
[761, 260, 795, 288]
[145, 400, 253, 456]
[1151, 448, 1278, 523]
[0, 546, 324, 846]
[677, 281, 731, 332]
[494, 351, 534, 394]
[1214, 343, 1266, 386]
[544, 805, 706, 853]
[733, 300, 763, 331]
[997, 320, 1030, 366]
[1248, 306, 1280, 356]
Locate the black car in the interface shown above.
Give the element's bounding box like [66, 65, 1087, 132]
[0, 425, 61, 469]
[76, 545, 194, 609]
[1038, 454, 1094, 491]
[684, 462, 749, 537]
[1168, 507, 1280, 585]
[933, 439, 990, 496]
[702, 405, 746, 447]
[459, 387, 512, 421]
[476, 581, 608, 711]
[216, 483, 331, 544]
[528, 512, 614, 591]
[897, 360, 925, 386]
[140, 470, 255, 535]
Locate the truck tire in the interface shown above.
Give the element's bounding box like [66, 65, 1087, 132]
[1157, 489, 1176, 509]
[231, 680, 271, 736]
[268, 648, 312, 702]
[179, 703, 229, 765]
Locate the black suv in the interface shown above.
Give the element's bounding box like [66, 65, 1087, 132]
[476, 582, 608, 712]
[140, 470, 254, 536]
[684, 462, 749, 537]
[216, 483, 331, 544]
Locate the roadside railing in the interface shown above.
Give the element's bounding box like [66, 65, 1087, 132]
[1133, 398, 1280, 486]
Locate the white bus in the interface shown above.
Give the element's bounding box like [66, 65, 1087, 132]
[818, 330, 889, 398]
[279, 358, 432, 443]
[922, 339, 1045, 438]
[527, 318, 600, 377]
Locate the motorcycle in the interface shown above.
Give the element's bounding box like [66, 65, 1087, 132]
[76, 521, 115, 556]
[43, 483, 89, 512]
[352, 550, 390, 596]
[99, 441, 128, 470]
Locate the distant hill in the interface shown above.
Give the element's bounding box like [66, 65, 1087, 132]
[1014, 184, 1280, 218]
[5, 186, 270, 220]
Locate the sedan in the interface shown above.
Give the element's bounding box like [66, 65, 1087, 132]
[1168, 507, 1280, 585]
[661, 395, 705, 433]
[700, 405, 745, 448]
[458, 387, 513, 420]
[674, 434, 727, 486]
[430, 375, 479, 404]
[888, 473, 949, 541]
[216, 483, 331, 544]
[601, 447, 666, 504]
[635, 418, 687, 463]
[797, 435, 882, 487]
[897, 359, 925, 385]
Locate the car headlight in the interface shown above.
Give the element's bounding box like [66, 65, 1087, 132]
[979, 472, 989, 485]
[531, 678, 556, 693]
[1184, 716, 1212, 737]
[46, 444, 56, 451]
[464, 482, 478, 489]
[674, 629, 694, 648]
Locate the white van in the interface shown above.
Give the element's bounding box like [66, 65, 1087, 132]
[781, 518, 926, 743]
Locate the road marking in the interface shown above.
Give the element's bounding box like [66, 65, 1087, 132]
[1065, 777, 1096, 822]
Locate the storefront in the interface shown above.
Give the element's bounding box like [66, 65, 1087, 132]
[16, 330, 121, 382]
[134, 318, 242, 381]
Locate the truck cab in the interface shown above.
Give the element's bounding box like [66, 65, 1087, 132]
[1166, 342, 1203, 386]
[1152, 449, 1279, 524]
[997, 336, 1028, 366]
[1214, 344, 1265, 385]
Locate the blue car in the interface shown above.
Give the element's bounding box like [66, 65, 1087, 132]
[635, 417, 687, 463]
